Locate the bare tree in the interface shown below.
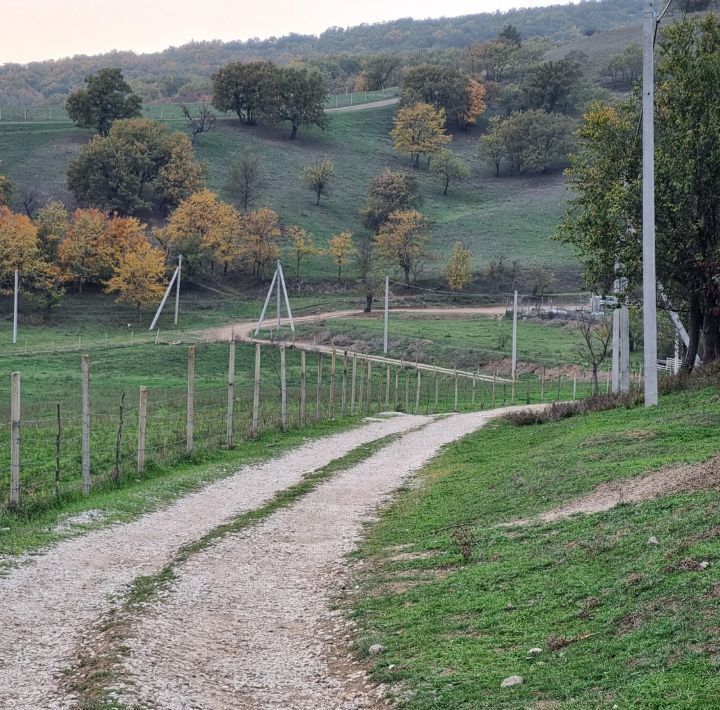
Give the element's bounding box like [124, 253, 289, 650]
[180, 103, 217, 144]
[20, 187, 38, 218]
[573, 311, 613, 395]
[226, 148, 267, 212]
[355, 234, 379, 312]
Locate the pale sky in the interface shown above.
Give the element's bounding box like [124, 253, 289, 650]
[2, 0, 574, 64]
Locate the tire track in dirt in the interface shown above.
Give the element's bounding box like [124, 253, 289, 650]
[0, 414, 427, 709]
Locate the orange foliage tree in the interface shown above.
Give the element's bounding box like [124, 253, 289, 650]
[105, 240, 168, 311]
[391, 103, 451, 169]
[238, 207, 282, 281]
[375, 210, 429, 285]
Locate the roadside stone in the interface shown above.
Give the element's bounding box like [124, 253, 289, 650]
[501, 675, 523, 688]
[527, 647, 542, 657]
[368, 644, 386, 656]
[648, 536, 659, 546]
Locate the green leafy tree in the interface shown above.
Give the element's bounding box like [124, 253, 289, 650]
[361, 53, 401, 90]
[478, 110, 574, 176]
[557, 17, 720, 368]
[66, 68, 142, 136]
[432, 150, 470, 195]
[273, 67, 330, 140]
[0, 175, 13, 206]
[400, 65, 486, 129]
[520, 59, 583, 114]
[210, 61, 277, 125]
[67, 118, 204, 215]
[360, 169, 420, 233]
[302, 158, 334, 205]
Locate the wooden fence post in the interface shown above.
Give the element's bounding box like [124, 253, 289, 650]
[280, 345, 287, 431]
[300, 350, 307, 426]
[315, 352, 323, 422]
[395, 368, 400, 409]
[434, 368, 439, 413]
[137, 386, 148, 473]
[404, 370, 409, 412]
[227, 341, 235, 448]
[186, 346, 195, 456]
[329, 349, 336, 418]
[10, 372, 20, 508]
[350, 355, 357, 415]
[341, 352, 348, 416]
[251, 343, 261, 438]
[472, 369, 477, 405]
[415, 369, 421, 412]
[366, 361, 372, 413]
[358, 357, 365, 413]
[454, 369, 459, 411]
[540, 367, 545, 402]
[385, 365, 391, 409]
[81, 354, 91, 496]
[492, 370, 497, 408]
[573, 374, 577, 401]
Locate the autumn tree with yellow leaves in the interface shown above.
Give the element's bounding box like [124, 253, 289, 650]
[445, 242, 473, 291]
[105, 240, 168, 311]
[375, 210, 428, 286]
[286, 225, 324, 278]
[164, 190, 241, 273]
[0, 206, 41, 292]
[328, 231, 356, 280]
[391, 103, 451, 169]
[238, 207, 282, 281]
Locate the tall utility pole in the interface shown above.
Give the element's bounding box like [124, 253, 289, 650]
[642, 0, 658, 406]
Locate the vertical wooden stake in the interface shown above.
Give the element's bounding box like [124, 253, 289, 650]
[300, 350, 307, 426]
[341, 352, 348, 416]
[186, 346, 195, 456]
[366, 361, 372, 413]
[350, 355, 357, 415]
[385, 365, 391, 409]
[395, 368, 400, 409]
[434, 368, 439, 413]
[251, 343, 261, 438]
[492, 370, 497, 408]
[138, 386, 148, 473]
[316, 352, 323, 422]
[573, 374, 577, 401]
[415, 369, 421, 412]
[358, 358, 365, 413]
[227, 341, 236, 447]
[280, 345, 287, 431]
[404, 371, 409, 412]
[540, 367, 545, 402]
[472, 369, 477, 405]
[10, 372, 20, 508]
[329, 349, 336, 418]
[81, 354, 91, 496]
[557, 374, 562, 401]
[454, 369, 459, 411]
[55, 402, 61, 497]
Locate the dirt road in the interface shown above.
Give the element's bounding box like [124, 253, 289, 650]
[0, 404, 537, 708]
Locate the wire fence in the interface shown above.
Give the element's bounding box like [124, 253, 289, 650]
[0, 337, 636, 517]
[0, 87, 400, 124]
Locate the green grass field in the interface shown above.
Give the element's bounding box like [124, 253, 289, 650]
[0, 105, 573, 283]
[296, 312, 643, 374]
[351, 384, 720, 708]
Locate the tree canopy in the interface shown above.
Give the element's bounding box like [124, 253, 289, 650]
[66, 68, 142, 136]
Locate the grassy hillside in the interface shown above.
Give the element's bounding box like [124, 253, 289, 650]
[351, 383, 720, 708]
[0, 106, 573, 281]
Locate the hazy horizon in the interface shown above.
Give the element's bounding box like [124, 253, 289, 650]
[2, 0, 578, 65]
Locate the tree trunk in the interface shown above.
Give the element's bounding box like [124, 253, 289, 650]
[703, 310, 720, 362]
[338, 264, 342, 281]
[403, 266, 411, 286]
[365, 293, 374, 313]
[316, 190, 321, 206]
[495, 161, 500, 177]
[683, 296, 702, 372]
[443, 177, 449, 195]
[591, 365, 599, 396]
[290, 123, 298, 140]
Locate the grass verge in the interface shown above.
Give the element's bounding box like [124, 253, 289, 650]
[350, 387, 720, 709]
